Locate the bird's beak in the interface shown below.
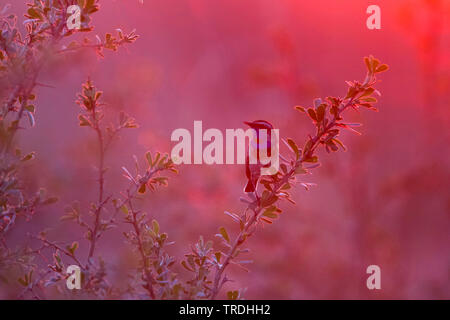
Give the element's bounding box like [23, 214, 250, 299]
[243, 121, 253, 127]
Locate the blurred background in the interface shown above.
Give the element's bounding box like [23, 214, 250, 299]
[1, 0, 449, 299]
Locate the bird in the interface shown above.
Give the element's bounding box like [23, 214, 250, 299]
[243, 120, 274, 193]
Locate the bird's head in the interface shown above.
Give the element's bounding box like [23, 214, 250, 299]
[244, 120, 274, 154]
[243, 120, 274, 130]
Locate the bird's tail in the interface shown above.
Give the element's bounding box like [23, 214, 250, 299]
[244, 179, 255, 193]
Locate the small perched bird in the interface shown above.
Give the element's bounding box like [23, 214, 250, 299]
[243, 120, 274, 193]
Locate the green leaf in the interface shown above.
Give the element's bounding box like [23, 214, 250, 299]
[120, 205, 129, 215]
[21, 152, 35, 162]
[294, 106, 306, 113]
[295, 166, 307, 174]
[78, 114, 90, 127]
[18, 277, 28, 287]
[227, 290, 238, 300]
[60, 213, 76, 222]
[371, 56, 380, 70]
[260, 217, 273, 224]
[261, 194, 278, 207]
[327, 140, 338, 152]
[364, 56, 372, 72]
[95, 91, 102, 101]
[152, 219, 160, 234]
[181, 260, 194, 272]
[263, 206, 279, 219]
[67, 241, 79, 255]
[153, 152, 161, 168]
[304, 155, 318, 163]
[316, 104, 326, 122]
[263, 211, 278, 219]
[332, 138, 347, 151]
[360, 97, 377, 103]
[86, 0, 96, 8]
[281, 183, 291, 190]
[25, 105, 35, 113]
[138, 183, 146, 194]
[345, 86, 358, 99]
[302, 139, 313, 156]
[360, 87, 375, 97]
[145, 151, 153, 166]
[27, 8, 42, 20]
[307, 108, 317, 121]
[157, 154, 168, 169]
[375, 64, 389, 73]
[287, 138, 299, 159]
[219, 226, 230, 243]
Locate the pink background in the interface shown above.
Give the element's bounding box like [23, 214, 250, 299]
[1, 0, 449, 299]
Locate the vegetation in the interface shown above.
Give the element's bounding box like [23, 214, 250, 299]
[0, 1, 388, 299]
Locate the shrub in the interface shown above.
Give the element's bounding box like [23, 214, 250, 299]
[0, 1, 388, 299]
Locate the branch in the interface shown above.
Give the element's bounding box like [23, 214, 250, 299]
[210, 56, 389, 299]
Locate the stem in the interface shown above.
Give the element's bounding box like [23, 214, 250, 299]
[36, 237, 84, 268]
[128, 196, 156, 299]
[87, 104, 106, 261]
[210, 209, 259, 299]
[2, 10, 66, 154]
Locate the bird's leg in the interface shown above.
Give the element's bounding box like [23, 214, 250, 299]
[253, 190, 261, 206]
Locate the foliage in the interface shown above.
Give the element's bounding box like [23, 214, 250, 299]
[0, 0, 137, 298]
[182, 55, 388, 300]
[0, 1, 388, 299]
